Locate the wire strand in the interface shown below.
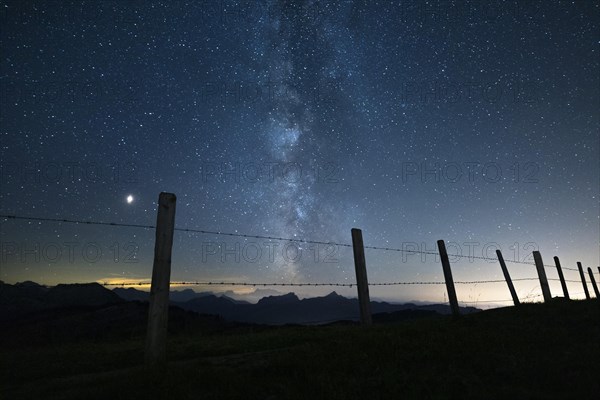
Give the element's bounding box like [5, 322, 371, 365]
[1, 214, 592, 271]
[99, 278, 544, 287]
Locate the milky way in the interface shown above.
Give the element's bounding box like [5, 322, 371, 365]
[0, 0, 598, 303]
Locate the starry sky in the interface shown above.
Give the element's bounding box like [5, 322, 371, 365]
[1, 0, 598, 306]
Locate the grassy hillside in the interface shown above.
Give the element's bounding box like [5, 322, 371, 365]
[2, 300, 598, 400]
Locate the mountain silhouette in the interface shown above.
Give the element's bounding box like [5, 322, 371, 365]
[0, 281, 121, 320]
[113, 287, 214, 302]
[174, 290, 479, 324]
[221, 288, 284, 302]
[44, 283, 123, 307]
[1, 281, 480, 327]
[109, 286, 481, 324]
[112, 287, 150, 302]
[0, 281, 49, 318]
[0, 282, 225, 346]
[257, 292, 299, 305]
[14, 281, 49, 298]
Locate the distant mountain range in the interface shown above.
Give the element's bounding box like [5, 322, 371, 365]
[172, 290, 480, 324]
[0, 281, 222, 345]
[0, 281, 480, 327]
[0, 280, 122, 317]
[112, 287, 282, 303]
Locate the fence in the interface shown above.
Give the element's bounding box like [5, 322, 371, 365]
[1, 192, 599, 367]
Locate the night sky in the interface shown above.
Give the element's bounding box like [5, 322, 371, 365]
[1, 0, 598, 306]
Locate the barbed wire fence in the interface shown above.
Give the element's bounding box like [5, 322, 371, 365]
[3, 201, 599, 368]
[0, 213, 596, 308]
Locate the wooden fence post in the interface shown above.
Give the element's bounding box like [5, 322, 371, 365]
[553, 256, 569, 300]
[437, 240, 460, 317]
[145, 192, 177, 369]
[587, 268, 600, 298]
[496, 250, 520, 306]
[577, 262, 591, 300]
[351, 228, 372, 326]
[532, 251, 552, 303]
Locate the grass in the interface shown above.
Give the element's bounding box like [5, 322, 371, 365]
[1, 300, 599, 399]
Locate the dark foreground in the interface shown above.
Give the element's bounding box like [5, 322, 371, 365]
[1, 300, 599, 400]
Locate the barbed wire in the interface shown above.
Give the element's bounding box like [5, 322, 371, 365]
[101, 282, 578, 304]
[3, 216, 593, 308]
[105, 281, 355, 287]
[459, 299, 513, 304]
[455, 278, 538, 284]
[100, 278, 545, 287]
[556, 265, 579, 272]
[0, 214, 156, 230]
[459, 293, 548, 304]
[1, 214, 592, 271]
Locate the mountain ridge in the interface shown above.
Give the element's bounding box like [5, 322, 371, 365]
[0, 281, 480, 326]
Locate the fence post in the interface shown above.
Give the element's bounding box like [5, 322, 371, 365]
[351, 228, 372, 326]
[553, 256, 570, 300]
[587, 268, 600, 298]
[532, 251, 552, 303]
[577, 262, 591, 300]
[496, 250, 520, 306]
[145, 192, 177, 369]
[437, 240, 460, 317]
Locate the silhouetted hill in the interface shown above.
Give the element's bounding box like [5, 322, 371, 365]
[1, 282, 480, 327]
[257, 292, 299, 305]
[0, 281, 48, 318]
[170, 288, 205, 302]
[14, 281, 49, 298]
[178, 291, 480, 324]
[222, 288, 283, 302]
[113, 287, 150, 302]
[113, 287, 214, 302]
[45, 283, 123, 307]
[180, 294, 251, 318]
[0, 282, 231, 346]
[114, 286, 480, 324]
[112, 287, 279, 304]
[0, 280, 48, 300]
[0, 282, 122, 320]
